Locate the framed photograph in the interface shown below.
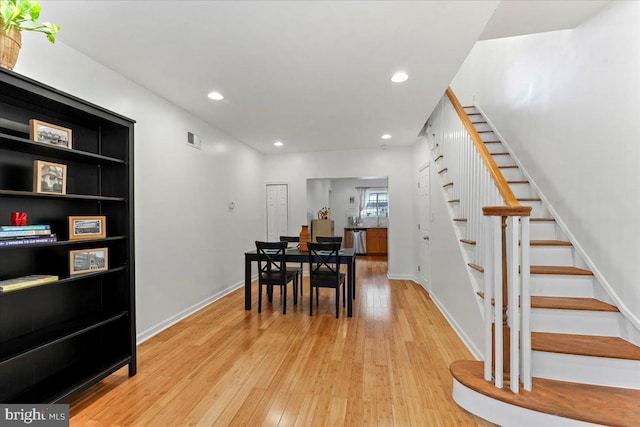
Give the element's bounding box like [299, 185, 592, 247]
[33, 160, 67, 195]
[69, 247, 109, 275]
[29, 119, 73, 148]
[68, 216, 106, 240]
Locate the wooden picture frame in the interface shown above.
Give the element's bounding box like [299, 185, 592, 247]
[69, 247, 109, 275]
[33, 160, 67, 195]
[29, 119, 72, 148]
[68, 216, 106, 240]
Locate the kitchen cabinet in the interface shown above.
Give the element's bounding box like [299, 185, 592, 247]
[366, 228, 387, 255]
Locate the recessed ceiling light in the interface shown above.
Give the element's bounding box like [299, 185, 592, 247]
[391, 71, 409, 83]
[381, 134, 391, 140]
[207, 91, 224, 100]
[274, 141, 283, 147]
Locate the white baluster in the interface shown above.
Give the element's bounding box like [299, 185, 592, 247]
[483, 214, 494, 382]
[521, 216, 532, 391]
[508, 216, 520, 393]
[492, 215, 503, 389]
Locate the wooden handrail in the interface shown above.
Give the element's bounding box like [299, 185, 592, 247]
[445, 87, 521, 208]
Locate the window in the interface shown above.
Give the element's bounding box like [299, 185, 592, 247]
[361, 190, 388, 217]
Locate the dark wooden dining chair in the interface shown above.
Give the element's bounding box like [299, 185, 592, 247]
[255, 241, 301, 314]
[280, 235, 304, 295]
[308, 242, 346, 318]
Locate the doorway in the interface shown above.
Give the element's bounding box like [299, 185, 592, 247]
[418, 165, 431, 290]
[266, 184, 288, 241]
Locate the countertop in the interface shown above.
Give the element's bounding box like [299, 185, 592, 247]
[344, 226, 388, 230]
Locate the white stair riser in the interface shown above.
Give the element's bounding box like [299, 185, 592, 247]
[500, 168, 526, 181]
[473, 123, 491, 132]
[529, 221, 558, 240]
[480, 132, 497, 142]
[519, 200, 549, 217]
[531, 277, 595, 298]
[531, 309, 622, 336]
[510, 183, 537, 198]
[531, 273, 594, 290]
[532, 351, 640, 390]
[485, 143, 505, 154]
[492, 155, 516, 167]
[530, 246, 575, 266]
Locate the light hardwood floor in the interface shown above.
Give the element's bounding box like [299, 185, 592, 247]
[70, 256, 493, 426]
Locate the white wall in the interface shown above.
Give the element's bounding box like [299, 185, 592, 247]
[412, 133, 484, 357]
[451, 2, 640, 320]
[264, 147, 414, 278]
[15, 34, 265, 340]
[306, 179, 331, 226]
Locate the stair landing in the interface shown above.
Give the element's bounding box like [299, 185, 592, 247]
[451, 360, 640, 426]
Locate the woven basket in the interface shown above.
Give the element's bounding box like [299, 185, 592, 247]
[0, 23, 22, 71]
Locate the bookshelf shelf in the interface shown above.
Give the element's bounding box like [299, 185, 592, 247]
[0, 68, 136, 403]
[0, 132, 126, 164]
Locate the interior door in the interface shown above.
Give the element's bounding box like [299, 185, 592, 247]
[418, 165, 431, 290]
[266, 184, 288, 241]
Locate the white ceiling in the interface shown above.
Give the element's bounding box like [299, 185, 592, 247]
[39, 1, 608, 154]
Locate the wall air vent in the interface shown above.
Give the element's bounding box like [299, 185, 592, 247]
[187, 131, 201, 150]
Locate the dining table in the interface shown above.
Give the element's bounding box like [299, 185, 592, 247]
[244, 247, 357, 317]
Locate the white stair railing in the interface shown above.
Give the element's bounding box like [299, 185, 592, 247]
[430, 88, 532, 392]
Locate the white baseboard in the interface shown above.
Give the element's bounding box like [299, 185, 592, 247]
[430, 292, 483, 360]
[136, 278, 249, 344]
[387, 273, 414, 280]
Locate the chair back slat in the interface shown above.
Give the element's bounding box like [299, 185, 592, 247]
[256, 241, 287, 280]
[308, 242, 341, 279]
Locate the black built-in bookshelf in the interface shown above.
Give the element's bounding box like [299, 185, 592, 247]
[0, 68, 136, 403]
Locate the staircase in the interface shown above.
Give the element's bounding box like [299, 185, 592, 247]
[429, 94, 640, 426]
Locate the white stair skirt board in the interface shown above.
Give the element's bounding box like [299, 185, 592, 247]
[532, 351, 640, 389]
[530, 245, 575, 266]
[530, 274, 594, 296]
[452, 379, 604, 427]
[531, 309, 623, 336]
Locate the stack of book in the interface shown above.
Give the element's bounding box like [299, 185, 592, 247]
[0, 224, 57, 247]
[0, 275, 59, 293]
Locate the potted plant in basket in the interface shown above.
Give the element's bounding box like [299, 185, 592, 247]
[0, 0, 60, 70]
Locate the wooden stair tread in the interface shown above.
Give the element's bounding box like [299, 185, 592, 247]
[467, 113, 481, 116]
[468, 263, 484, 273]
[531, 265, 593, 276]
[490, 152, 510, 156]
[460, 239, 476, 245]
[448, 199, 460, 203]
[453, 218, 468, 222]
[498, 165, 518, 169]
[507, 180, 529, 184]
[517, 197, 541, 202]
[530, 240, 571, 246]
[530, 218, 555, 222]
[531, 296, 618, 312]
[477, 130, 494, 133]
[438, 168, 448, 174]
[443, 182, 454, 188]
[434, 154, 443, 162]
[476, 293, 616, 312]
[532, 332, 640, 361]
[483, 140, 501, 143]
[450, 360, 640, 426]
[471, 121, 487, 124]
[476, 292, 620, 313]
